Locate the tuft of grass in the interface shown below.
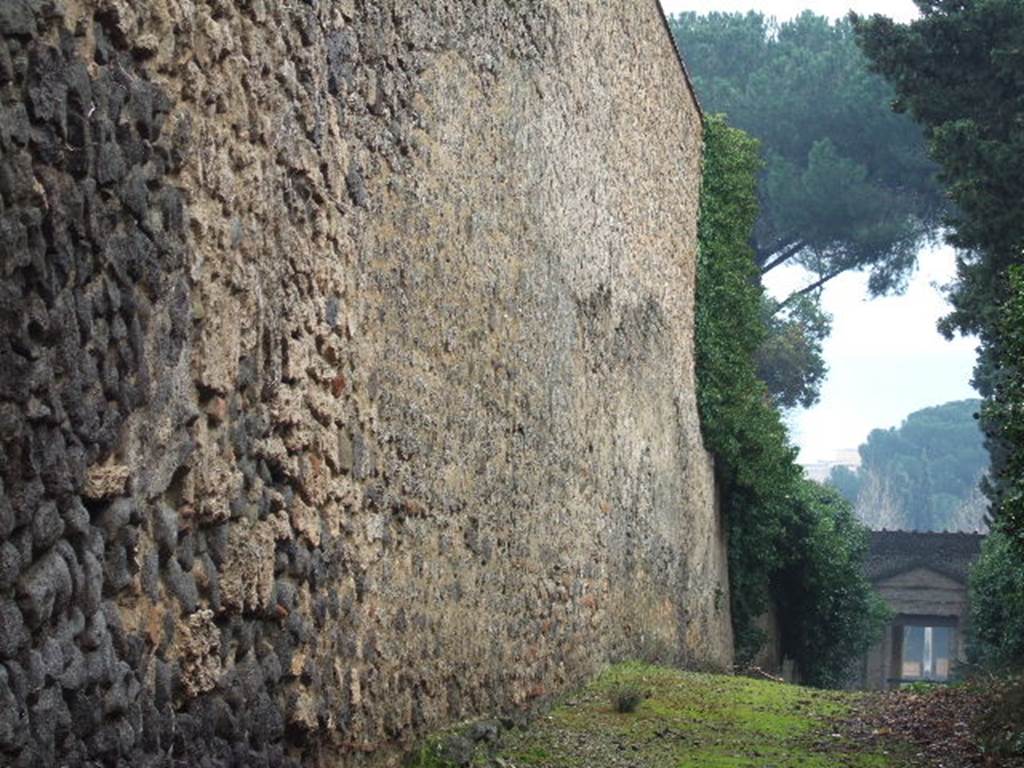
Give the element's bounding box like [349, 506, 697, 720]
[403, 742, 453, 768]
[609, 683, 646, 713]
[510, 745, 550, 765]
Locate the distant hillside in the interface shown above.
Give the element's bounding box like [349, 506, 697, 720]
[827, 400, 989, 532]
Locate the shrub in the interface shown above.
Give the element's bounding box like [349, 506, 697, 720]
[696, 115, 885, 684]
[773, 481, 890, 687]
[609, 684, 646, 714]
[968, 529, 1024, 669]
[974, 674, 1024, 760]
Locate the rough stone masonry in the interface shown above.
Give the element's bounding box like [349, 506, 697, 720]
[0, 0, 732, 764]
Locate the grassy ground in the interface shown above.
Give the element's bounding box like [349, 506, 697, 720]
[409, 662, 910, 768]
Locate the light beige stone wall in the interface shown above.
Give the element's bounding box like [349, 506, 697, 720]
[1, 0, 730, 764]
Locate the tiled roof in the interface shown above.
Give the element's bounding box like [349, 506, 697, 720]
[866, 530, 986, 584]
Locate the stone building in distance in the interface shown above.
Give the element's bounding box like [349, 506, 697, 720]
[860, 531, 985, 689]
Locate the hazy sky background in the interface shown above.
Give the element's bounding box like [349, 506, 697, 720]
[659, 0, 980, 464]
[764, 252, 978, 464]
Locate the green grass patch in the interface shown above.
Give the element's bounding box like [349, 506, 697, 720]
[492, 663, 902, 768]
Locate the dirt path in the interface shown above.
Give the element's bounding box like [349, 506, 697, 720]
[837, 678, 1024, 768]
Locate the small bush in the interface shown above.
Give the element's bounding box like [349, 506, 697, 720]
[900, 680, 940, 694]
[968, 529, 1024, 669]
[609, 684, 646, 713]
[975, 675, 1024, 760]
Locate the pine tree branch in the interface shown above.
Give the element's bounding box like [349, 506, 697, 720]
[772, 269, 844, 314]
[760, 240, 807, 274]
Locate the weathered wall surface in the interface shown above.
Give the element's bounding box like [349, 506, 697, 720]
[0, 0, 730, 764]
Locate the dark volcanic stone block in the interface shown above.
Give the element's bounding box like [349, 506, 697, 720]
[0, 0, 37, 39]
[17, 549, 72, 628]
[0, 600, 28, 658]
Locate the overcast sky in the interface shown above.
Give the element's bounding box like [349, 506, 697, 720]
[764, 250, 978, 464]
[659, 0, 980, 464]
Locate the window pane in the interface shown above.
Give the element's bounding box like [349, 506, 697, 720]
[902, 625, 925, 679]
[902, 624, 954, 681]
[931, 626, 952, 680]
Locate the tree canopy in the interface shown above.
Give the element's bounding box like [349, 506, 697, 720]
[755, 296, 831, 410]
[969, 528, 1024, 669]
[853, 0, 1024, 268]
[853, 0, 1024, 549]
[672, 11, 946, 299]
[828, 399, 989, 532]
[853, 0, 1024, 670]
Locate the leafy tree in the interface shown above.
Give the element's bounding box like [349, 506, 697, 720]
[755, 296, 831, 409]
[696, 115, 884, 682]
[772, 482, 889, 687]
[854, 399, 989, 531]
[673, 11, 946, 300]
[980, 267, 1024, 548]
[854, 0, 1024, 549]
[969, 529, 1024, 669]
[853, 1, 1024, 266]
[827, 464, 861, 505]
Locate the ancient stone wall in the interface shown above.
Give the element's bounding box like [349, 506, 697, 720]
[0, 0, 730, 764]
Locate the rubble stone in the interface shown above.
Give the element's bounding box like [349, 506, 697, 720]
[0, 1, 730, 764]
